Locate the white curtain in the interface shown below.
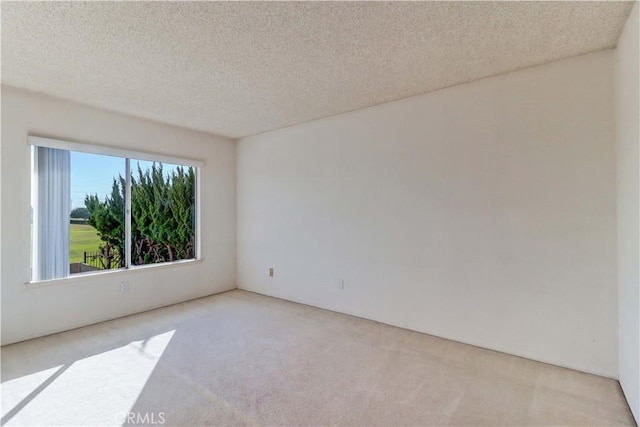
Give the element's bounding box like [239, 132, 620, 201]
[33, 147, 70, 281]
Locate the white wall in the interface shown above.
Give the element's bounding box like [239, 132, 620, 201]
[1, 86, 236, 345]
[238, 51, 618, 377]
[616, 2, 640, 422]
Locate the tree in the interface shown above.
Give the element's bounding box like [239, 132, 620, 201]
[85, 177, 125, 269]
[70, 207, 90, 219]
[130, 163, 195, 265]
[84, 163, 195, 269]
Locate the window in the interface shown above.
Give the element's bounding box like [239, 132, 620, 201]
[30, 137, 201, 282]
[130, 160, 196, 266]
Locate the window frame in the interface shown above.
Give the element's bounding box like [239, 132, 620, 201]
[28, 135, 204, 284]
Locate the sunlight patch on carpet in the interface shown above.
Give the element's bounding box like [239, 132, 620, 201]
[1, 330, 175, 426]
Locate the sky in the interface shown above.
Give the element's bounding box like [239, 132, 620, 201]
[70, 152, 182, 209]
[70, 152, 124, 209]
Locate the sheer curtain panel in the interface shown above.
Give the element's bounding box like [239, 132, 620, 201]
[33, 147, 70, 281]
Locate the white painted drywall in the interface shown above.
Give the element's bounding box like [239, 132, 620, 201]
[1, 86, 236, 345]
[616, 2, 640, 422]
[237, 51, 618, 377]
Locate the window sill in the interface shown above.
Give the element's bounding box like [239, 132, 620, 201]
[25, 258, 203, 289]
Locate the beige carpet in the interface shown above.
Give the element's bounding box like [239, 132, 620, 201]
[1, 290, 635, 426]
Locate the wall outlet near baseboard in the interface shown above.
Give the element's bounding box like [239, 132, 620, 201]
[120, 281, 130, 293]
[269, 268, 274, 277]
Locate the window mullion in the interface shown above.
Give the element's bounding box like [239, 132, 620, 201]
[125, 158, 132, 269]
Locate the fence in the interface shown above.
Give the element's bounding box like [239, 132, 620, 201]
[83, 250, 124, 270]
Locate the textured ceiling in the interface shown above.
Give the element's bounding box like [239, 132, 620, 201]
[1, 1, 634, 138]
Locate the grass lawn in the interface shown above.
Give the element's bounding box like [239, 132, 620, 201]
[69, 223, 102, 263]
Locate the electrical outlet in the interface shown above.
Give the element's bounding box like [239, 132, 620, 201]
[120, 281, 130, 293]
[337, 279, 344, 290]
[269, 268, 274, 277]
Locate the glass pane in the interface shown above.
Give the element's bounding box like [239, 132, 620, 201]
[70, 151, 126, 274]
[130, 160, 196, 266]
